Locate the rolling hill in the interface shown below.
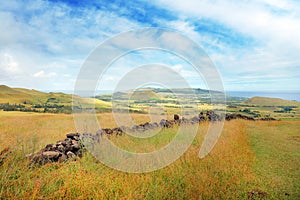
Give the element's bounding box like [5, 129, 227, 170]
[0, 85, 111, 113]
[129, 88, 163, 101]
[244, 96, 300, 107]
[0, 85, 73, 105]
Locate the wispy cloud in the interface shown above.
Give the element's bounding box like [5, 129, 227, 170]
[150, 0, 300, 90]
[33, 70, 57, 78]
[0, 0, 299, 91]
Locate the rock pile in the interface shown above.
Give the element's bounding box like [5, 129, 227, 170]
[225, 113, 255, 121]
[260, 117, 276, 121]
[31, 133, 83, 165]
[30, 112, 274, 165]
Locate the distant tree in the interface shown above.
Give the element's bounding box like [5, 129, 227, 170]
[283, 107, 293, 113]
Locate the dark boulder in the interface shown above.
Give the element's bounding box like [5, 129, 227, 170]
[66, 151, 76, 159]
[66, 133, 80, 140]
[112, 127, 123, 135]
[30, 133, 84, 165]
[191, 116, 200, 124]
[42, 151, 60, 159]
[199, 112, 205, 121]
[260, 117, 276, 121]
[103, 128, 113, 135]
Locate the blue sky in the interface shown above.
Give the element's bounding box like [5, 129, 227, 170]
[0, 0, 299, 92]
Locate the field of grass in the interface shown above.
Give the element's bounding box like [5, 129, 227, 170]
[0, 111, 299, 199]
[247, 121, 300, 198]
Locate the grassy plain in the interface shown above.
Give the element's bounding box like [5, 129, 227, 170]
[1, 85, 299, 120]
[0, 111, 299, 199]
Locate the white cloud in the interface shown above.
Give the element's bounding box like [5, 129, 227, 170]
[0, 0, 142, 91]
[33, 70, 57, 78]
[153, 0, 300, 40]
[153, 0, 300, 57]
[1, 0, 299, 91]
[171, 64, 183, 72]
[0, 53, 20, 74]
[150, 0, 300, 91]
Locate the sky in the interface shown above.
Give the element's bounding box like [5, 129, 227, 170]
[0, 0, 300, 92]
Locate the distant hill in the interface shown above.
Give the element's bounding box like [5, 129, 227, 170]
[105, 87, 220, 100]
[244, 96, 300, 107]
[0, 85, 72, 105]
[0, 85, 111, 113]
[129, 89, 162, 101]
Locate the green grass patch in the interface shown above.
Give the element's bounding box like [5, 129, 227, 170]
[246, 121, 300, 199]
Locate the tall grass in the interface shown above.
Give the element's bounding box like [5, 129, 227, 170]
[0, 111, 299, 199]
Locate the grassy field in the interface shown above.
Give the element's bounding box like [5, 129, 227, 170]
[247, 121, 300, 198]
[0, 111, 299, 199]
[1, 85, 299, 120]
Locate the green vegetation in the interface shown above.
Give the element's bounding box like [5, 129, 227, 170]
[227, 97, 300, 120]
[0, 85, 111, 114]
[1, 85, 299, 120]
[247, 121, 300, 198]
[97, 89, 300, 120]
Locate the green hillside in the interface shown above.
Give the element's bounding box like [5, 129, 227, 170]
[0, 85, 71, 105]
[0, 85, 111, 113]
[244, 96, 300, 107]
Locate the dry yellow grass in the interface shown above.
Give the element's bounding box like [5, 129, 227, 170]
[0, 111, 299, 199]
[0, 111, 152, 153]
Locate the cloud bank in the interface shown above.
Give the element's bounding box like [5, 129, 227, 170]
[0, 0, 299, 91]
